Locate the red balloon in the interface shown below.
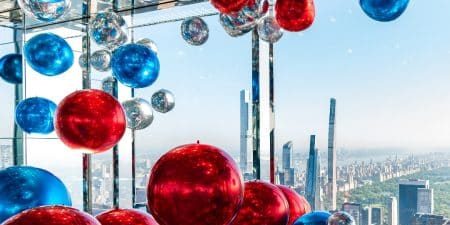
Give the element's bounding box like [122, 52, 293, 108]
[211, 0, 248, 14]
[230, 181, 289, 225]
[147, 143, 244, 225]
[277, 185, 312, 225]
[2, 206, 100, 225]
[96, 208, 159, 225]
[275, 0, 315, 32]
[55, 89, 126, 153]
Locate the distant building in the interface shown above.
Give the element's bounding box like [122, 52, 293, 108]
[399, 179, 429, 225]
[239, 90, 253, 178]
[327, 98, 337, 210]
[411, 213, 450, 225]
[361, 207, 372, 225]
[306, 135, 320, 210]
[371, 207, 383, 225]
[342, 202, 361, 225]
[0, 145, 12, 169]
[282, 141, 293, 171]
[387, 197, 398, 225]
[417, 188, 434, 214]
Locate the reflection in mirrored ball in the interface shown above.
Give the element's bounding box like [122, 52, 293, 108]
[294, 211, 332, 225]
[122, 98, 154, 130]
[18, 0, 71, 22]
[257, 15, 283, 43]
[24, 33, 74, 76]
[360, 0, 409, 22]
[220, 12, 255, 37]
[101, 76, 116, 95]
[328, 212, 355, 225]
[91, 50, 111, 72]
[90, 11, 128, 48]
[151, 89, 175, 113]
[2, 206, 98, 225]
[111, 43, 160, 88]
[0, 166, 72, 223]
[136, 38, 158, 55]
[0, 54, 22, 84]
[15, 97, 57, 134]
[181, 17, 209, 46]
[96, 208, 158, 225]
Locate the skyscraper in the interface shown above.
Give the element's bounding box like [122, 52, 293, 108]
[387, 197, 398, 225]
[417, 188, 434, 214]
[361, 207, 372, 225]
[0, 145, 12, 169]
[327, 98, 337, 210]
[342, 202, 361, 225]
[282, 141, 293, 171]
[240, 90, 253, 177]
[306, 135, 320, 210]
[371, 207, 383, 225]
[399, 179, 429, 225]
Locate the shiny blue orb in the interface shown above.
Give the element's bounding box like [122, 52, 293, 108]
[15, 97, 57, 134]
[360, 0, 409, 22]
[24, 33, 74, 76]
[0, 166, 72, 223]
[294, 211, 332, 225]
[111, 43, 160, 88]
[0, 54, 22, 84]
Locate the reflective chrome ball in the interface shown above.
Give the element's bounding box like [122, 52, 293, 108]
[151, 89, 175, 113]
[78, 53, 88, 69]
[328, 211, 356, 225]
[91, 49, 111, 72]
[18, 0, 71, 22]
[181, 17, 209, 46]
[101, 76, 116, 95]
[136, 38, 158, 55]
[257, 15, 283, 43]
[122, 98, 154, 130]
[90, 11, 128, 48]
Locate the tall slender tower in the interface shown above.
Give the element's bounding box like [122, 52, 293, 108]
[240, 90, 252, 175]
[327, 98, 337, 210]
[306, 135, 320, 210]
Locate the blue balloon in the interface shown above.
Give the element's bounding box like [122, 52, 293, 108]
[294, 211, 332, 225]
[0, 54, 22, 84]
[360, 0, 409, 22]
[111, 43, 160, 88]
[0, 166, 72, 223]
[24, 33, 74, 76]
[15, 97, 57, 134]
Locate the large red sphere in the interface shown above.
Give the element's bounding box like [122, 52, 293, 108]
[55, 89, 126, 153]
[96, 208, 158, 225]
[277, 185, 312, 225]
[275, 0, 315, 32]
[147, 143, 244, 225]
[230, 181, 289, 225]
[2, 206, 100, 225]
[211, 0, 248, 14]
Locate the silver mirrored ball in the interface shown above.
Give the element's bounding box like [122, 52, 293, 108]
[101, 76, 116, 95]
[257, 15, 283, 43]
[136, 38, 158, 55]
[181, 17, 209, 46]
[89, 11, 128, 48]
[328, 211, 356, 225]
[91, 49, 112, 72]
[122, 98, 154, 130]
[18, 0, 71, 22]
[78, 53, 88, 69]
[151, 89, 175, 113]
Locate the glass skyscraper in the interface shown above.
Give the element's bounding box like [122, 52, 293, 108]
[306, 135, 320, 210]
[399, 179, 429, 225]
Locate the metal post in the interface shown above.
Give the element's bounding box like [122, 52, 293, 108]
[251, 29, 261, 180]
[112, 81, 120, 208]
[12, 26, 24, 166]
[269, 43, 275, 184]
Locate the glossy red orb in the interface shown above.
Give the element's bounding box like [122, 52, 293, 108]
[230, 181, 289, 225]
[211, 0, 248, 14]
[2, 206, 100, 225]
[275, 0, 315, 32]
[96, 208, 158, 225]
[55, 89, 126, 153]
[147, 143, 244, 225]
[277, 185, 312, 225]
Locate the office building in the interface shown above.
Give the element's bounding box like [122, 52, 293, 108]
[327, 98, 337, 210]
[282, 141, 293, 171]
[399, 179, 429, 225]
[387, 197, 398, 225]
[342, 202, 361, 225]
[306, 135, 320, 210]
[417, 188, 434, 214]
[371, 207, 383, 225]
[0, 145, 12, 169]
[239, 90, 253, 177]
[361, 207, 372, 225]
